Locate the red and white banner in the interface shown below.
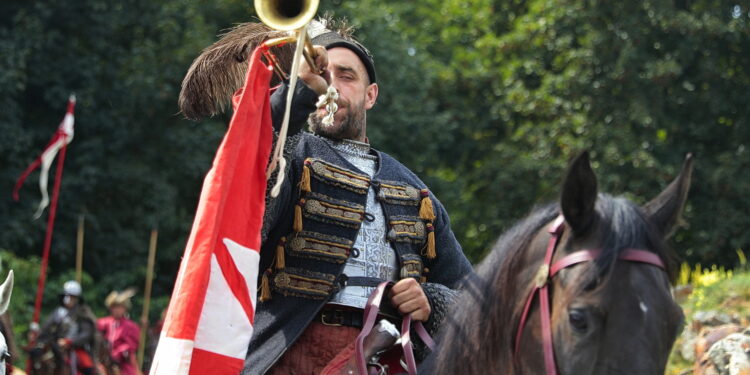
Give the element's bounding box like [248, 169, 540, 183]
[13, 94, 76, 219]
[149, 48, 274, 375]
[13, 94, 76, 333]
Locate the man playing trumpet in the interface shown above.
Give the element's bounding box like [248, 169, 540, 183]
[181, 16, 472, 375]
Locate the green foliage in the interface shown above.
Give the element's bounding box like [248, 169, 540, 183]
[0, 0, 242, 309]
[0, 250, 40, 337]
[0, 0, 250, 348]
[0, 250, 40, 367]
[342, 0, 750, 263]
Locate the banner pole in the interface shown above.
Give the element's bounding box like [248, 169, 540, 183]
[31, 143, 68, 324]
[76, 214, 84, 283]
[138, 228, 158, 370]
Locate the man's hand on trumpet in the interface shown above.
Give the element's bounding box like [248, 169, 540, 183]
[298, 45, 330, 95]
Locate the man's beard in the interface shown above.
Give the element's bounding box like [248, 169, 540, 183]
[309, 99, 365, 141]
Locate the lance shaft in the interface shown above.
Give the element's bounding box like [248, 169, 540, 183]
[76, 214, 84, 283]
[26, 144, 68, 374]
[137, 228, 158, 369]
[32, 144, 68, 324]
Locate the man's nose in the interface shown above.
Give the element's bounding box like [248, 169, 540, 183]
[328, 75, 339, 88]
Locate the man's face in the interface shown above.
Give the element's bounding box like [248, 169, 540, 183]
[309, 47, 378, 142]
[62, 295, 79, 309]
[110, 304, 127, 319]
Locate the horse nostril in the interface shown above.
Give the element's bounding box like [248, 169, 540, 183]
[569, 309, 589, 332]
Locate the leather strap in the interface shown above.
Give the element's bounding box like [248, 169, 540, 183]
[400, 315, 436, 375]
[354, 281, 433, 375]
[401, 315, 417, 375]
[619, 249, 665, 268]
[317, 308, 364, 328]
[550, 250, 599, 276]
[514, 216, 563, 374]
[343, 276, 387, 288]
[540, 216, 564, 375]
[550, 249, 665, 277]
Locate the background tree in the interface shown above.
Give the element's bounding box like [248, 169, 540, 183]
[342, 0, 750, 264]
[0, 0, 248, 324]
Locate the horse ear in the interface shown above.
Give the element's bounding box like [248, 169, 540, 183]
[561, 151, 598, 235]
[642, 153, 694, 238]
[0, 270, 13, 315]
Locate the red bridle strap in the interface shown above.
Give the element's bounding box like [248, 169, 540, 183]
[513, 217, 666, 375]
[550, 249, 665, 277]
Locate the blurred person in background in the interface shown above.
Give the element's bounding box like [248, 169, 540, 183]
[97, 289, 140, 375]
[36, 280, 97, 375]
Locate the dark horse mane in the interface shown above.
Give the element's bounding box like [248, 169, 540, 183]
[425, 194, 679, 374]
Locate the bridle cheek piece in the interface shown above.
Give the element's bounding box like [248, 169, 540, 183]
[513, 216, 666, 375]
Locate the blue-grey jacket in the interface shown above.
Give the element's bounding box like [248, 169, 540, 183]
[242, 81, 472, 374]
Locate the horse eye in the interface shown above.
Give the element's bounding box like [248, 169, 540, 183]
[568, 309, 589, 332]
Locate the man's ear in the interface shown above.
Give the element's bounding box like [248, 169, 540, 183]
[364, 82, 378, 110]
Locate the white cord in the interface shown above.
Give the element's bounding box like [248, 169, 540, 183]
[268, 25, 307, 197]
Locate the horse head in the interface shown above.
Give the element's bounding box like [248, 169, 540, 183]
[425, 152, 693, 375]
[524, 152, 692, 374]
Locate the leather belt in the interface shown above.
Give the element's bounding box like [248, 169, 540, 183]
[316, 305, 402, 328]
[317, 308, 365, 328]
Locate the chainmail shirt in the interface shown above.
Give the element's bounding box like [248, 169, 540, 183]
[325, 138, 399, 308]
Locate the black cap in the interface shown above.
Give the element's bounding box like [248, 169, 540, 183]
[311, 31, 376, 84]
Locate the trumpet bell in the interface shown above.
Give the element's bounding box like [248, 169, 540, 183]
[254, 0, 320, 31]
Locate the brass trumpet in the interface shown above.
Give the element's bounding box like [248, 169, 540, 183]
[255, 0, 322, 79]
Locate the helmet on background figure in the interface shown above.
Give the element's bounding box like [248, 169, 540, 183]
[62, 280, 82, 297]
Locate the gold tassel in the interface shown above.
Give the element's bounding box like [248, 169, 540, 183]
[300, 163, 311, 193]
[422, 223, 437, 259]
[426, 231, 436, 259]
[259, 270, 272, 302]
[419, 190, 436, 221]
[294, 200, 304, 232]
[421, 190, 436, 259]
[275, 237, 286, 270]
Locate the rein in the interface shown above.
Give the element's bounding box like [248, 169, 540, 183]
[513, 216, 666, 375]
[354, 281, 435, 375]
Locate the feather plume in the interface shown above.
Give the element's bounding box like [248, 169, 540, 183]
[179, 22, 294, 120]
[105, 287, 137, 309]
[179, 17, 359, 120]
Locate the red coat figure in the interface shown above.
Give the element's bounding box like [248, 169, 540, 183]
[97, 289, 140, 375]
